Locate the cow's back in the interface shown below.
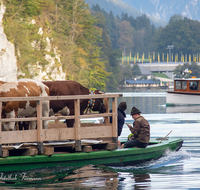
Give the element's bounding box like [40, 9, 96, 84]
[18, 79, 49, 97]
[42, 81, 89, 117]
[43, 81, 89, 96]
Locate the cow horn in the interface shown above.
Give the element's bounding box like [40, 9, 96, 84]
[98, 91, 104, 94]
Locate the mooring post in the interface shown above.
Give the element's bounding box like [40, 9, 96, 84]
[112, 97, 118, 148]
[0, 102, 2, 157]
[37, 100, 43, 154]
[74, 98, 81, 151]
[104, 97, 110, 125]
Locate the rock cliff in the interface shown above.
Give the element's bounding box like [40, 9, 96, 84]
[0, 3, 17, 82]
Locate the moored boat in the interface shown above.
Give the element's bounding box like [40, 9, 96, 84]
[166, 77, 200, 106]
[0, 138, 183, 171]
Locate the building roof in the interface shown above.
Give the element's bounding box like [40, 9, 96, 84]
[125, 79, 159, 85]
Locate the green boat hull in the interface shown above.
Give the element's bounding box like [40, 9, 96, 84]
[0, 138, 183, 172]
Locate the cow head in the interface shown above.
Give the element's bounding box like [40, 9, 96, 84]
[91, 90, 106, 113]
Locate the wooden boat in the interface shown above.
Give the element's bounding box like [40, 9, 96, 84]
[166, 77, 200, 106]
[0, 93, 183, 172]
[0, 138, 183, 172]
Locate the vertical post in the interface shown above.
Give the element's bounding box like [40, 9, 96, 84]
[0, 102, 2, 157]
[37, 100, 43, 154]
[74, 99, 81, 151]
[112, 97, 118, 147]
[104, 98, 110, 125]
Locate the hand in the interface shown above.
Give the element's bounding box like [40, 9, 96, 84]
[126, 123, 132, 128]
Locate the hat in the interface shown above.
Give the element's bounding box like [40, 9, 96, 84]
[130, 106, 141, 115]
[118, 102, 127, 111]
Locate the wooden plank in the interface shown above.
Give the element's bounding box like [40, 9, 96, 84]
[2, 149, 9, 157]
[80, 125, 112, 138]
[21, 147, 38, 156]
[0, 113, 110, 122]
[105, 143, 117, 150]
[1, 117, 37, 122]
[104, 98, 110, 125]
[74, 99, 81, 151]
[82, 146, 92, 153]
[1, 125, 113, 144]
[2, 130, 38, 144]
[0, 102, 2, 157]
[42, 147, 54, 156]
[0, 93, 123, 102]
[80, 113, 112, 118]
[112, 97, 118, 138]
[74, 99, 81, 140]
[81, 123, 106, 127]
[42, 115, 75, 121]
[42, 128, 74, 141]
[37, 100, 43, 154]
[48, 123, 67, 129]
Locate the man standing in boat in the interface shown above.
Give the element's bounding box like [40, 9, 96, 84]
[121, 107, 150, 148]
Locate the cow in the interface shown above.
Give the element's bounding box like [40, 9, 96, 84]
[42, 80, 106, 127]
[0, 79, 49, 131]
[0, 81, 6, 85]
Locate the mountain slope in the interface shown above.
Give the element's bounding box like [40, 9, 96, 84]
[85, 0, 167, 27]
[121, 0, 200, 22]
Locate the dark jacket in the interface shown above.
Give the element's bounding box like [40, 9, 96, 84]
[110, 108, 126, 136]
[129, 116, 150, 143]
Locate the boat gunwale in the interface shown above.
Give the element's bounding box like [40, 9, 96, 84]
[166, 91, 200, 95]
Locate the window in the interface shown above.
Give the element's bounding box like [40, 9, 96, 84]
[175, 81, 181, 90]
[182, 81, 187, 90]
[189, 81, 199, 90]
[175, 81, 187, 90]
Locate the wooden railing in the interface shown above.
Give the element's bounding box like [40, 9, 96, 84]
[0, 93, 122, 155]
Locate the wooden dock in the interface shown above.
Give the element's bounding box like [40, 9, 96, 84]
[0, 93, 122, 157]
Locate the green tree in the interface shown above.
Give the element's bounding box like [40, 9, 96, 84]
[117, 20, 133, 54]
[94, 11, 121, 90]
[154, 15, 200, 56]
[132, 63, 141, 77]
[3, 0, 109, 90]
[173, 62, 200, 78]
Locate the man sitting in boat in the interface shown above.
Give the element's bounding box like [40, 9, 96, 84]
[121, 107, 150, 148]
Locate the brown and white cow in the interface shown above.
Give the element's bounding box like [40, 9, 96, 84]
[0, 79, 49, 131]
[43, 80, 106, 127]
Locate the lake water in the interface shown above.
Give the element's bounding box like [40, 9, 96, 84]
[1, 90, 200, 189]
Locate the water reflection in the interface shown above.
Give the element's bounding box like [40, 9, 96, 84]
[0, 165, 119, 189]
[166, 105, 200, 113]
[133, 174, 151, 190]
[0, 164, 153, 190]
[50, 165, 119, 189]
[118, 172, 151, 190]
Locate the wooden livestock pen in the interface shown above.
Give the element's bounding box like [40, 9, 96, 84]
[0, 93, 122, 157]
